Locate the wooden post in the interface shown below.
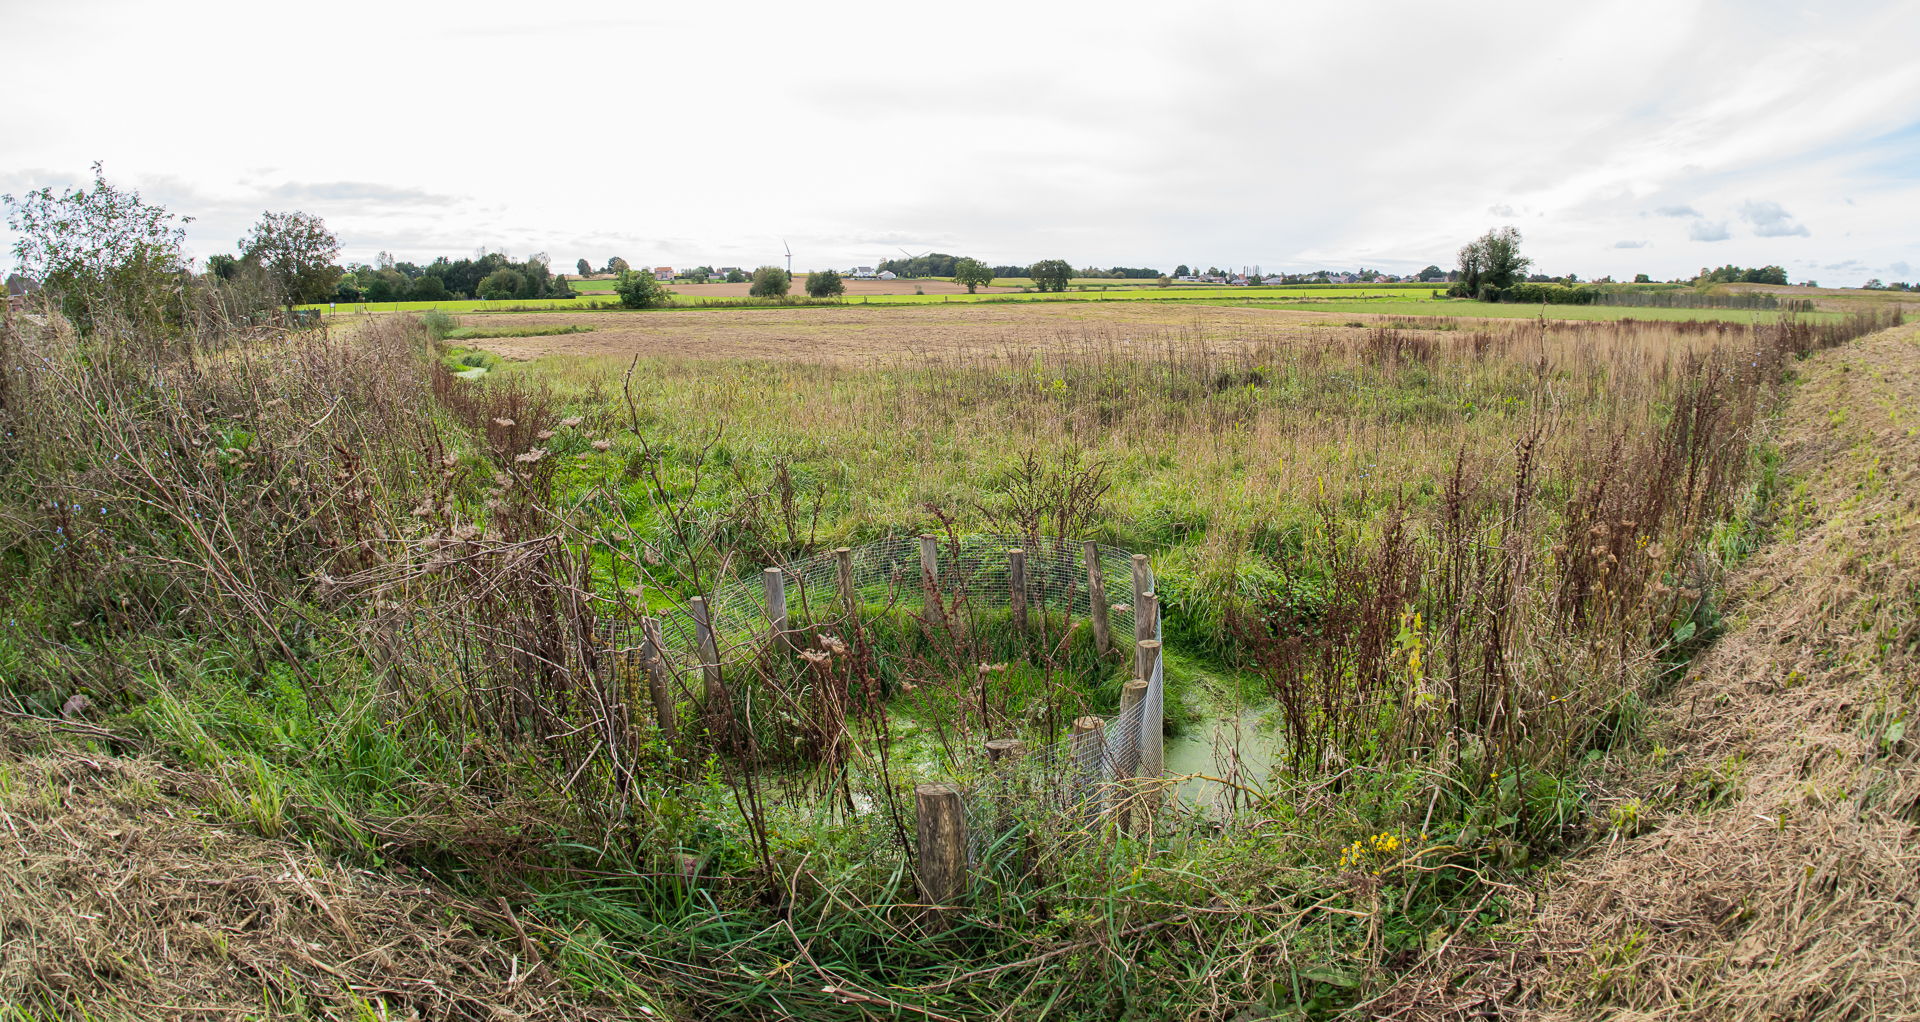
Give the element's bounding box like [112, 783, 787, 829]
[985, 738, 1028, 764]
[1117, 680, 1148, 832]
[1071, 715, 1107, 816]
[1085, 541, 1111, 656]
[1131, 554, 1154, 644]
[1008, 547, 1028, 633]
[984, 738, 1030, 878]
[690, 596, 722, 701]
[1116, 681, 1148, 777]
[915, 782, 968, 924]
[640, 616, 677, 747]
[1135, 639, 1164, 778]
[919, 534, 945, 629]
[836, 547, 856, 614]
[763, 567, 788, 649]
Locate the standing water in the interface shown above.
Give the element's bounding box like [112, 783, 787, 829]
[1163, 704, 1280, 814]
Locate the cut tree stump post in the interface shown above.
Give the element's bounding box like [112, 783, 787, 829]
[985, 738, 1028, 763]
[984, 738, 1030, 877]
[1071, 715, 1107, 816]
[919, 534, 945, 629]
[763, 567, 788, 650]
[1134, 640, 1162, 688]
[690, 596, 722, 702]
[1131, 554, 1154, 644]
[1009, 547, 1028, 634]
[836, 547, 856, 614]
[915, 782, 968, 926]
[640, 616, 677, 748]
[1135, 639, 1164, 778]
[1085, 541, 1111, 656]
[1117, 679, 1148, 832]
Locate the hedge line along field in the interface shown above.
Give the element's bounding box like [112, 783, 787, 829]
[1232, 297, 1841, 323]
[5, 264, 1904, 1020]
[300, 284, 1452, 316]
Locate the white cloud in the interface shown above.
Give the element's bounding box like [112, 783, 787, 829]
[2, 0, 1918, 286]
[1739, 200, 1811, 237]
[1690, 221, 1732, 242]
[1614, 239, 1649, 248]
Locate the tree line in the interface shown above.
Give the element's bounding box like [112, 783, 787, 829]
[330, 252, 572, 303]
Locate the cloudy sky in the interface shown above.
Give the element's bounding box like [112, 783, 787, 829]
[3, 0, 1917, 285]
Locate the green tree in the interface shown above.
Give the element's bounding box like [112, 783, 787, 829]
[409, 274, 451, 301]
[477, 268, 524, 299]
[1415, 264, 1445, 282]
[1633, 273, 1652, 284]
[1455, 226, 1530, 298]
[606, 257, 630, 274]
[805, 268, 845, 298]
[725, 268, 748, 283]
[749, 265, 791, 298]
[1028, 259, 1073, 292]
[614, 268, 671, 308]
[3, 162, 190, 331]
[240, 210, 342, 313]
[1174, 264, 1190, 277]
[576, 258, 592, 277]
[364, 268, 411, 302]
[952, 257, 993, 293]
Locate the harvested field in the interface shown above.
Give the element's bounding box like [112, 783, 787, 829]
[449, 299, 1330, 363]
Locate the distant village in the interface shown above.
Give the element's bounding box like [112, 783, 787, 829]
[625, 265, 1448, 285]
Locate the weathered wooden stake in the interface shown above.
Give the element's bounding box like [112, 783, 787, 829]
[1071, 715, 1107, 815]
[1135, 639, 1164, 778]
[1117, 681, 1148, 777]
[1131, 554, 1154, 644]
[690, 596, 722, 701]
[1085, 541, 1111, 656]
[763, 567, 788, 649]
[919, 534, 945, 629]
[1008, 547, 1028, 633]
[639, 616, 677, 747]
[984, 738, 1031, 877]
[1117, 679, 1148, 831]
[915, 782, 968, 925]
[836, 547, 856, 614]
[1134, 639, 1162, 699]
[985, 738, 1028, 763]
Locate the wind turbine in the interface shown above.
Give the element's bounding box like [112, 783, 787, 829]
[897, 247, 932, 278]
[783, 239, 792, 277]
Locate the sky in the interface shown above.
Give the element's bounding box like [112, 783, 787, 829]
[3, 0, 1918, 286]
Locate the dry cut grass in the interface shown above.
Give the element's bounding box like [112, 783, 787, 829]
[0, 720, 621, 1022]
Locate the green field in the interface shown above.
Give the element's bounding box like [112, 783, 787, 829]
[1232, 298, 1845, 323]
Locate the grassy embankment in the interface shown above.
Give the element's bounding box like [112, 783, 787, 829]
[0, 293, 1899, 1018]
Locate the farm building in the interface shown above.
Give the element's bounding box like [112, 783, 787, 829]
[850, 266, 877, 279]
[651, 266, 674, 280]
[876, 270, 897, 280]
